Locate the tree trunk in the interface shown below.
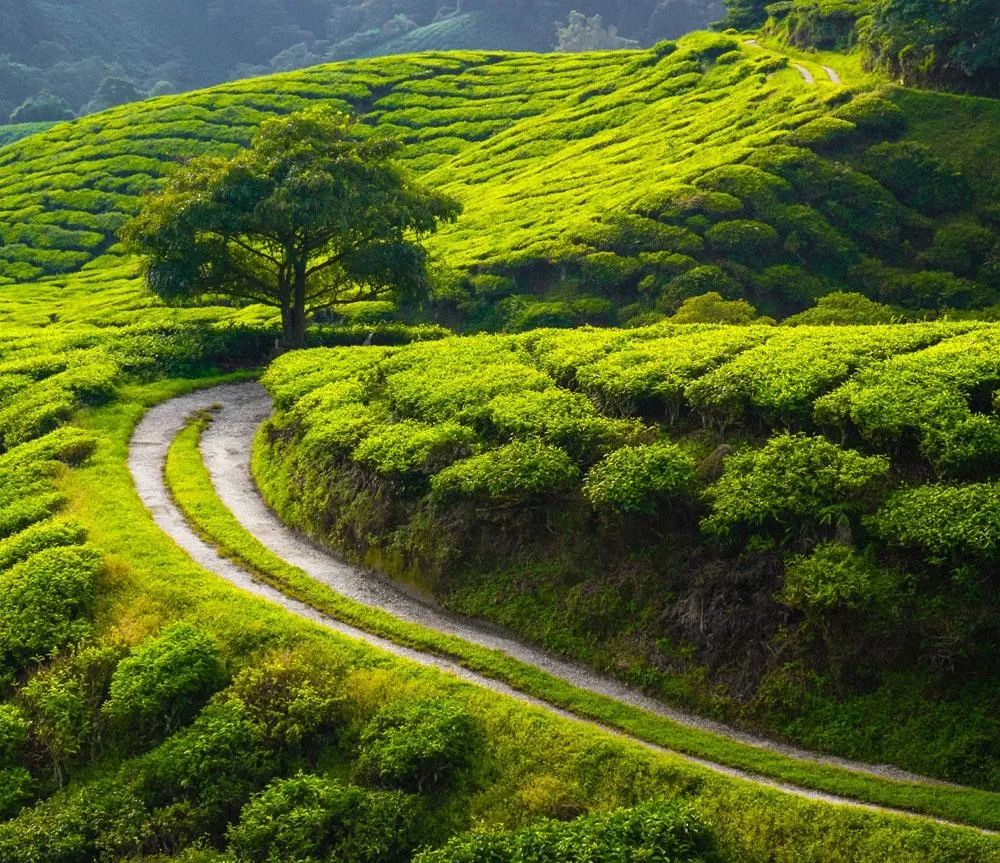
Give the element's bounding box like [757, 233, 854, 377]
[287, 262, 308, 349]
[280, 301, 293, 349]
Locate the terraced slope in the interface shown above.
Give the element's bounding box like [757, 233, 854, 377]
[2, 32, 996, 322]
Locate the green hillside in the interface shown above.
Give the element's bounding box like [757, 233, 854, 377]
[0, 20, 998, 861]
[1, 32, 997, 329]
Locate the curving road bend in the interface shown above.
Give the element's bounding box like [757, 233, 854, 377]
[128, 381, 980, 828]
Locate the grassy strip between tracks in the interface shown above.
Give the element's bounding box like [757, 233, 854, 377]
[158, 404, 1000, 832]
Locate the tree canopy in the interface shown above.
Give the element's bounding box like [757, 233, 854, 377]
[860, 0, 1000, 94]
[123, 108, 461, 348]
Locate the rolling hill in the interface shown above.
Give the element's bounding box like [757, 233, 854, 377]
[0, 24, 997, 862]
[1, 32, 998, 330]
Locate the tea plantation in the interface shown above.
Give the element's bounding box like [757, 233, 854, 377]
[256, 321, 1000, 791]
[0, 22, 997, 863]
[1, 32, 998, 328]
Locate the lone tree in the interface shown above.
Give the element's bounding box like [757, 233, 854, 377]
[123, 108, 461, 348]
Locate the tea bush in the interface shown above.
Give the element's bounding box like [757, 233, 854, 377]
[584, 442, 695, 515]
[431, 441, 580, 506]
[0, 545, 101, 674]
[702, 433, 889, 542]
[228, 775, 416, 863]
[103, 623, 228, 748]
[415, 799, 716, 863]
[354, 698, 475, 793]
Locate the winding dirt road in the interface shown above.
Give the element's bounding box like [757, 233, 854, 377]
[127, 381, 987, 830]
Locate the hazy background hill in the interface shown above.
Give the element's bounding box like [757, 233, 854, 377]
[0, 0, 721, 123]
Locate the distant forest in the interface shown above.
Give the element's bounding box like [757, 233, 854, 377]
[0, 1, 721, 124]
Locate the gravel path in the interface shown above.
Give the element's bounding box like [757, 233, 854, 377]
[127, 382, 983, 830]
[791, 63, 816, 84]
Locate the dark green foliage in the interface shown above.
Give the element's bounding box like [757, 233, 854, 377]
[84, 77, 143, 114]
[925, 221, 996, 278]
[780, 542, 903, 611]
[0, 705, 31, 818]
[705, 220, 780, 261]
[103, 623, 227, 748]
[9, 93, 73, 124]
[765, 0, 865, 50]
[719, 0, 772, 29]
[227, 774, 416, 863]
[131, 699, 282, 845]
[0, 777, 147, 863]
[355, 698, 475, 793]
[862, 141, 971, 215]
[19, 642, 124, 786]
[415, 799, 716, 863]
[860, 0, 1000, 95]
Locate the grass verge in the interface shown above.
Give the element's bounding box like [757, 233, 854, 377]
[162, 410, 1000, 831]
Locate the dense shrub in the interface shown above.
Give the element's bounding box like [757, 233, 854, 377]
[132, 700, 282, 844]
[0, 777, 147, 863]
[696, 164, 792, 211]
[431, 441, 580, 506]
[870, 481, 1000, 566]
[0, 519, 85, 570]
[227, 775, 416, 863]
[0, 545, 101, 673]
[584, 442, 695, 515]
[661, 266, 741, 308]
[18, 643, 124, 786]
[704, 220, 780, 262]
[481, 389, 636, 461]
[833, 94, 906, 138]
[671, 292, 759, 324]
[792, 116, 857, 151]
[226, 653, 346, 750]
[354, 698, 475, 793]
[414, 799, 715, 863]
[860, 0, 1000, 95]
[103, 623, 227, 747]
[780, 542, 902, 611]
[862, 141, 971, 216]
[702, 434, 889, 542]
[814, 329, 1000, 475]
[0, 705, 30, 818]
[783, 292, 898, 325]
[353, 421, 475, 478]
[924, 221, 996, 278]
[0, 492, 67, 540]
